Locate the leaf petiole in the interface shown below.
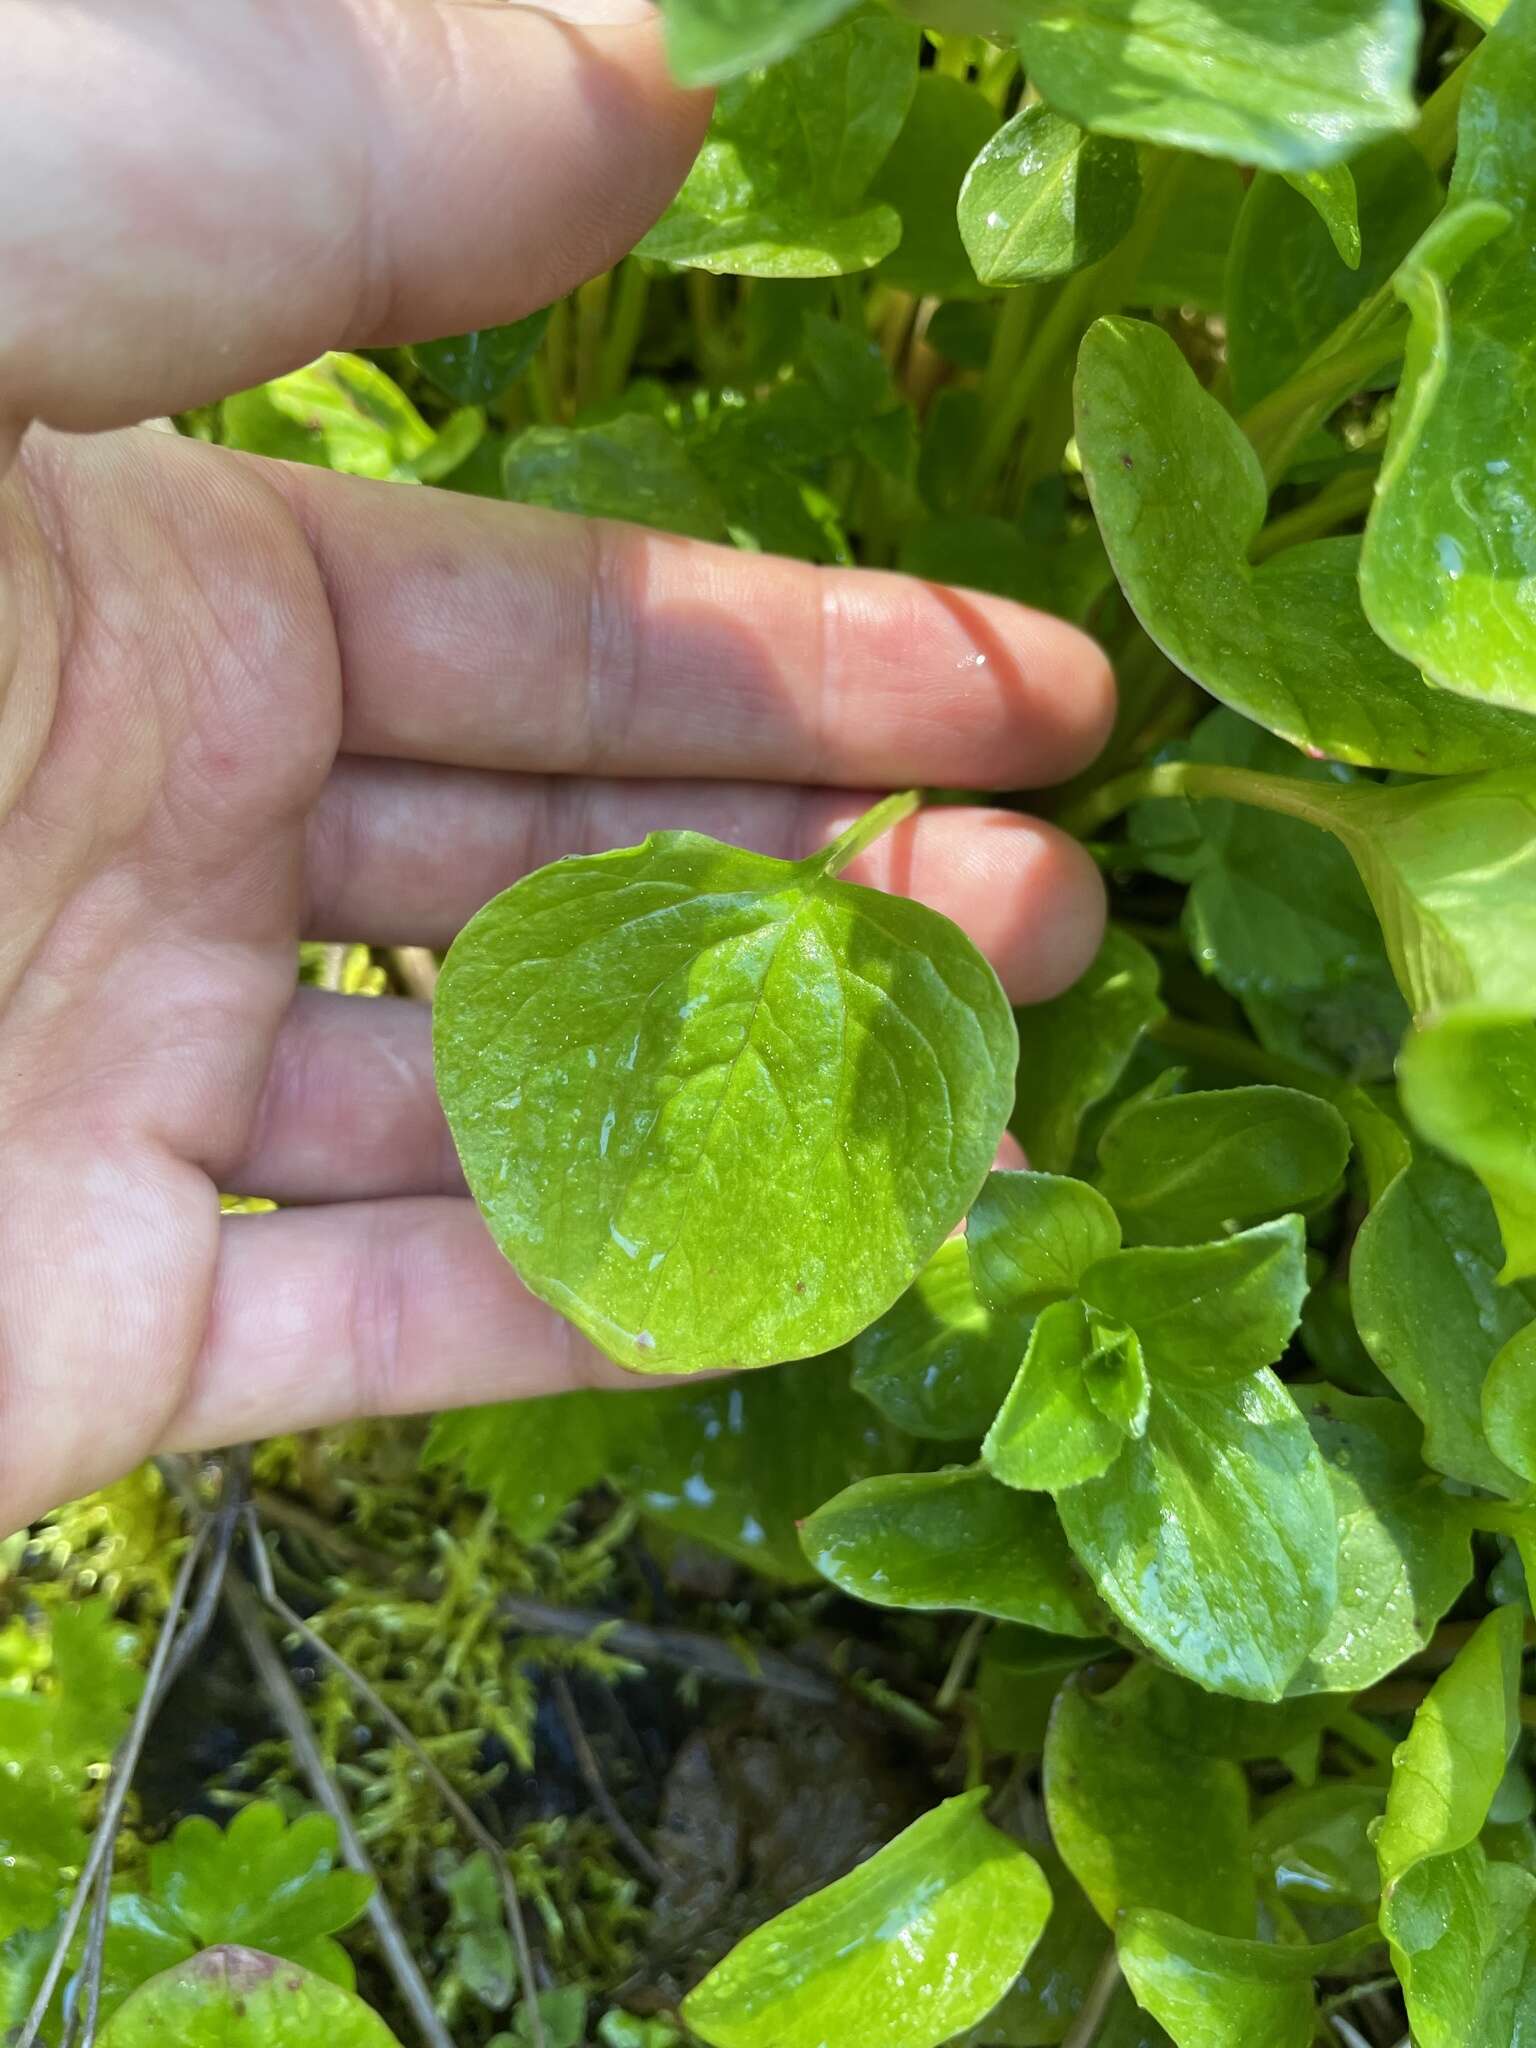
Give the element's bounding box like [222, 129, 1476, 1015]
[812, 787, 922, 876]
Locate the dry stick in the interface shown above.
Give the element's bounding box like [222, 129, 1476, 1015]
[223, 1569, 456, 2048]
[547, 1668, 663, 1886]
[71, 1494, 246, 2048]
[17, 1525, 212, 2048]
[1060, 1947, 1122, 2048]
[240, 1510, 547, 2048]
[252, 1495, 844, 1706]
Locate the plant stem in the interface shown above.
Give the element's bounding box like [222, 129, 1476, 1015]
[935, 1616, 988, 1713]
[1414, 46, 1475, 170]
[225, 1569, 458, 2048]
[597, 259, 651, 403]
[1149, 1016, 1330, 1094]
[1241, 317, 1408, 486]
[1061, 1948, 1122, 2048]
[549, 1669, 664, 1885]
[817, 788, 921, 875]
[574, 272, 611, 413]
[19, 1527, 211, 2048]
[1250, 465, 1380, 563]
[1057, 759, 1348, 841]
[242, 1510, 549, 2048]
[1325, 1706, 1400, 1768]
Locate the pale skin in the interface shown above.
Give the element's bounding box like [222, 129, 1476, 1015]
[0, 0, 1115, 1534]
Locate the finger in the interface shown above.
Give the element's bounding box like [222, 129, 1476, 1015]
[273, 466, 1116, 789]
[167, 1197, 634, 1451]
[304, 768, 1105, 991]
[3, 0, 705, 450]
[241, 799, 1101, 1204]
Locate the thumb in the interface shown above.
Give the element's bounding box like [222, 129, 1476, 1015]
[0, 0, 708, 455]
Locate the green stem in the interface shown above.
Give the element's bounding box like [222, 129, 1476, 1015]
[1414, 47, 1475, 171]
[1325, 1706, 1400, 1769]
[574, 271, 611, 413]
[816, 790, 921, 876]
[1149, 1017, 1330, 1095]
[1241, 315, 1408, 486]
[1249, 464, 1380, 563]
[979, 284, 1042, 420]
[597, 258, 651, 403]
[1057, 759, 1349, 842]
[1061, 1948, 1122, 2048]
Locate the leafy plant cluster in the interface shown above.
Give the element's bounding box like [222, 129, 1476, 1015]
[11, 0, 1536, 2042]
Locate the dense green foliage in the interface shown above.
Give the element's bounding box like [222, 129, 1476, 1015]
[9, 1, 1536, 2044]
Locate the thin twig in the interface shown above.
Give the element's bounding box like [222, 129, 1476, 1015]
[18, 1525, 212, 2048]
[548, 1669, 663, 1885]
[1060, 1947, 1122, 2048]
[223, 1569, 456, 2048]
[1329, 2020, 1375, 2048]
[242, 1512, 545, 2048]
[253, 1491, 843, 1704]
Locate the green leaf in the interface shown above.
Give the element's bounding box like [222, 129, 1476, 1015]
[443, 1853, 516, 2010]
[1484, 1321, 1536, 1487]
[639, 10, 917, 277]
[850, 1238, 1032, 1442]
[1132, 156, 1244, 311]
[434, 801, 1016, 1373]
[1360, 0, 1536, 712]
[1117, 1915, 1367, 2048]
[502, 416, 729, 540]
[1077, 1217, 1309, 1386]
[682, 1789, 1052, 2048]
[1043, 1671, 1255, 1935]
[659, 0, 856, 86]
[958, 105, 1139, 288]
[974, 1629, 1117, 1759]
[1377, 1605, 1523, 1890]
[1351, 1152, 1534, 1494]
[610, 1356, 905, 1579]
[1128, 713, 1407, 1081]
[149, 1805, 374, 1958]
[1283, 163, 1360, 268]
[1251, 1782, 1384, 1926]
[984, 1300, 1147, 1492]
[1010, 929, 1164, 1173]
[1001, 0, 1420, 173]
[221, 353, 444, 481]
[0, 1604, 143, 1939]
[1376, 1608, 1526, 2048]
[966, 1171, 1122, 1316]
[412, 312, 552, 406]
[1227, 138, 1439, 408]
[421, 1391, 611, 1543]
[1094, 1088, 1350, 1246]
[1398, 1007, 1536, 1283]
[1076, 317, 1536, 774]
[872, 75, 999, 298]
[801, 1466, 1104, 1634]
[1286, 1387, 1472, 1694]
[97, 1947, 403, 2047]
[1056, 1367, 1336, 1699]
[954, 1850, 1103, 2047]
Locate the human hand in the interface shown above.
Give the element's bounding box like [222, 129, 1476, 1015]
[0, 0, 1113, 1532]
